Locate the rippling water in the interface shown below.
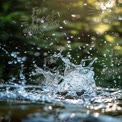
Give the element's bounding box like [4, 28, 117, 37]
[0, 85, 122, 122]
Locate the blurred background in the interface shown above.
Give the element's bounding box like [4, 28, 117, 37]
[0, 0, 122, 87]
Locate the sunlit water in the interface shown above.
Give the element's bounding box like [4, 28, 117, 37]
[0, 53, 122, 122]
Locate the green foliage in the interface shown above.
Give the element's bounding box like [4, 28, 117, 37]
[0, 0, 122, 87]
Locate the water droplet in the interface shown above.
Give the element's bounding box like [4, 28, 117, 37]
[63, 20, 67, 24]
[104, 41, 107, 44]
[118, 16, 122, 20]
[52, 33, 55, 36]
[67, 41, 71, 43]
[41, 19, 45, 23]
[34, 52, 40, 56]
[67, 44, 71, 48]
[8, 61, 13, 64]
[49, 42, 53, 46]
[17, 57, 22, 63]
[89, 48, 93, 50]
[71, 36, 74, 38]
[60, 26, 63, 29]
[91, 37, 96, 41]
[28, 32, 32, 36]
[14, 61, 17, 64]
[11, 52, 17, 58]
[103, 54, 106, 57]
[71, 14, 76, 17]
[22, 57, 27, 62]
[78, 46, 81, 50]
[86, 44, 89, 46]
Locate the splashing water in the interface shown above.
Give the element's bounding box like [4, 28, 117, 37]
[0, 52, 122, 122]
[33, 53, 97, 97]
[0, 52, 122, 105]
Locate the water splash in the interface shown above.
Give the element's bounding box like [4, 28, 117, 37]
[34, 53, 97, 96]
[0, 52, 97, 103]
[0, 52, 122, 105]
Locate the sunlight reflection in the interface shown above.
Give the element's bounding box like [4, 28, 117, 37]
[70, 113, 75, 118]
[97, 0, 115, 10]
[93, 112, 99, 117]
